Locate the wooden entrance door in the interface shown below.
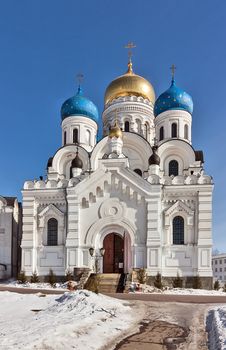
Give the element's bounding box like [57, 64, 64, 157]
[103, 233, 124, 273]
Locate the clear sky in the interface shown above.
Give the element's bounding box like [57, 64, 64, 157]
[0, 0, 225, 250]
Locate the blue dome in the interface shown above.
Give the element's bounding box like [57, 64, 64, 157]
[154, 80, 193, 117]
[61, 87, 99, 123]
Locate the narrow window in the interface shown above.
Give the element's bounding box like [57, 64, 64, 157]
[73, 128, 78, 143]
[173, 216, 184, 245]
[184, 124, 188, 139]
[86, 129, 91, 146]
[124, 121, 130, 132]
[171, 123, 177, 138]
[47, 218, 58, 246]
[144, 123, 148, 139]
[64, 131, 67, 145]
[169, 160, 179, 176]
[136, 119, 141, 134]
[134, 169, 142, 176]
[159, 126, 164, 141]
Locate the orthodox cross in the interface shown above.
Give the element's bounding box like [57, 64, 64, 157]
[125, 42, 136, 60]
[170, 64, 176, 80]
[76, 73, 84, 86]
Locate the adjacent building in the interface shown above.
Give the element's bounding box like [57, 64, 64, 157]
[0, 196, 22, 279]
[212, 254, 226, 284]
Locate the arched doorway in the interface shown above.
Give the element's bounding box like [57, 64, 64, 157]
[103, 233, 124, 273]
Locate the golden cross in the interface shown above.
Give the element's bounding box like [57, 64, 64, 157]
[125, 42, 136, 59]
[76, 73, 84, 85]
[170, 64, 176, 80]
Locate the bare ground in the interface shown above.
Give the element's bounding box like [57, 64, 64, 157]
[105, 301, 210, 350]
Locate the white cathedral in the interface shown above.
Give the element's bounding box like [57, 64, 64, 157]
[21, 58, 213, 287]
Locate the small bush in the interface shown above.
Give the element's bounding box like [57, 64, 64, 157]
[84, 275, 99, 294]
[154, 272, 163, 290]
[137, 268, 147, 284]
[65, 270, 74, 281]
[214, 280, 220, 290]
[47, 269, 56, 287]
[17, 271, 27, 284]
[30, 271, 40, 283]
[192, 275, 202, 289]
[223, 283, 226, 292]
[173, 273, 183, 288]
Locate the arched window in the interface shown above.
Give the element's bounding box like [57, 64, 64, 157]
[64, 131, 67, 145]
[134, 168, 142, 176]
[169, 160, 179, 176]
[86, 129, 91, 146]
[124, 121, 130, 132]
[171, 123, 177, 138]
[173, 216, 184, 245]
[47, 218, 58, 246]
[73, 128, 78, 143]
[159, 126, 164, 141]
[144, 123, 148, 139]
[184, 124, 188, 139]
[136, 119, 141, 134]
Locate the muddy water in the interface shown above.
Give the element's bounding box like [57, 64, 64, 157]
[114, 319, 188, 350]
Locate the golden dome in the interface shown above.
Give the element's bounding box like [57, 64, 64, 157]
[104, 60, 155, 105]
[109, 123, 123, 138]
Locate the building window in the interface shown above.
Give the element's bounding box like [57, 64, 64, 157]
[144, 123, 148, 139]
[215, 268, 218, 272]
[224, 259, 226, 264]
[86, 129, 91, 146]
[215, 260, 218, 264]
[184, 124, 188, 139]
[73, 128, 78, 143]
[47, 218, 58, 246]
[124, 121, 130, 132]
[169, 160, 179, 176]
[173, 216, 184, 245]
[220, 268, 222, 272]
[219, 276, 222, 280]
[64, 131, 67, 145]
[220, 260, 222, 264]
[136, 119, 141, 134]
[134, 169, 142, 176]
[171, 123, 177, 138]
[159, 126, 164, 141]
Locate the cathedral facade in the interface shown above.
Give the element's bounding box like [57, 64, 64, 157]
[21, 59, 213, 287]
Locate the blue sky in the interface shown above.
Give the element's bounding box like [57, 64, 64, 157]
[0, 0, 225, 250]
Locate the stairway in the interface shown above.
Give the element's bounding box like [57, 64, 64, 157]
[85, 273, 126, 293]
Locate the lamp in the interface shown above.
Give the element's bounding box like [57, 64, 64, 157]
[89, 247, 94, 257]
[100, 248, 105, 257]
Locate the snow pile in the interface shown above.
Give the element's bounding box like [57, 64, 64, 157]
[0, 290, 137, 350]
[206, 307, 226, 350]
[163, 288, 226, 295]
[6, 280, 68, 290]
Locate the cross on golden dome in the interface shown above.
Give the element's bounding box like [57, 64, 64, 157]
[125, 42, 136, 59]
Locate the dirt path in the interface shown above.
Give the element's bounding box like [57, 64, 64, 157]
[112, 302, 209, 350]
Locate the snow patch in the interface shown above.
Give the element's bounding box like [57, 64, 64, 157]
[0, 290, 138, 350]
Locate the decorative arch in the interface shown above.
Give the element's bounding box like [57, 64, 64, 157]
[38, 204, 65, 246]
[84, 218, 136, 247]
